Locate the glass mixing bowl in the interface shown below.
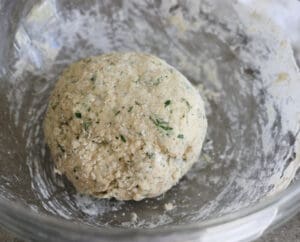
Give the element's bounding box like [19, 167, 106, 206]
[0, 0, 300, 241]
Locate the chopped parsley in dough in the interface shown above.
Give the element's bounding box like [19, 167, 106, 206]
[44, 52, 207, 201]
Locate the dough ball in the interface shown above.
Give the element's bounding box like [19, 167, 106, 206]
[44, 52, 207, 201]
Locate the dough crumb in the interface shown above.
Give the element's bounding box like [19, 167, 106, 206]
[130, 212, 138, 223]
[164, 202, 175, 211]
[53, 167, 62, 175]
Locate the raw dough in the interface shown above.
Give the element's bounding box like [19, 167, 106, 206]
[44, 52, 207, 201]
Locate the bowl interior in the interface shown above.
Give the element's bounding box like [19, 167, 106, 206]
[0, 0, 299, 228]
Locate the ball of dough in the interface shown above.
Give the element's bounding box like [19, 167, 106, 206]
[44, 52, 207, 201]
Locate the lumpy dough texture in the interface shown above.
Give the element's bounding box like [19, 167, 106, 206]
[44, 52, 207, 201]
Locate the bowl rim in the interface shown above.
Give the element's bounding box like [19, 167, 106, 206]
[1, 0, 300, 240]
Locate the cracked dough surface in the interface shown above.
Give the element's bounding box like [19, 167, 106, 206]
[44, 52, 207, 201]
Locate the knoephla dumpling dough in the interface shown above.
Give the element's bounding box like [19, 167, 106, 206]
[44, 52, 207, 201]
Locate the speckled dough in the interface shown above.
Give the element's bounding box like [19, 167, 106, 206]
[44, 52, 207, 201]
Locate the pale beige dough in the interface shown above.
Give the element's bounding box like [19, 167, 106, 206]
[44, 52, 207, 201]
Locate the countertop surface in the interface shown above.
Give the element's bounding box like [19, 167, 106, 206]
[1, 213, 300, 242]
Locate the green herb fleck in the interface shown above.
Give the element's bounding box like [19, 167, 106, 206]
[128, 106, 133, 112]
[51, 102, 59, 110]
[146, 152, 154, 159]
[87, 107, 91, 112]
[90, 74, 96, 82]
[177, 134, 184, 139]
[149, 116, 173, 131]
[73, 166, 80, 173]
[134, 75, 142, 83]
[75, 112, 82, 118]
[120, 134, 126, 143]
[83, 121, 92, 131]
[152, 76, 163, 86]
[135, 101, 141, 106]
[101, 140, 109, 145]
[115, 110, 121, 116]
[164, 100, 171, 107]
[57, 143, 65, 153]
[51, 104, 57, 109]
[181, 98, 192, 110]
